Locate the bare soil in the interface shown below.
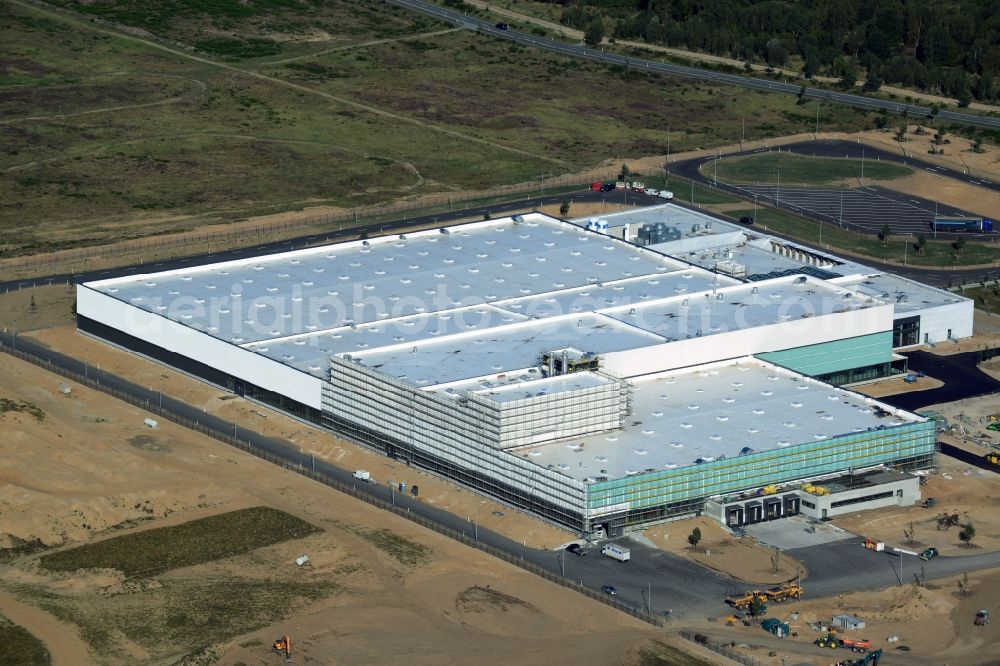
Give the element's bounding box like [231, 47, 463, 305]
[642, 516, 804, 585]
[690, 567, 1000, 665]
[832, 455, 1000, 556]
[0, 351, 706, 665]
[853, 374, 944, 399]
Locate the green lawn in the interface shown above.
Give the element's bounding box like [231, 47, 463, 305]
[38, 507, 320, 577]
[706, 153, 912, 186]
[730, 207, 1000, 267]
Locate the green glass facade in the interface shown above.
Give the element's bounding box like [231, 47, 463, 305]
[586, 420, 936, 524]
[756, 331, 894, 378]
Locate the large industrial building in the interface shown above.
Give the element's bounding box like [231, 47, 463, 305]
[76, 207, 960, 535]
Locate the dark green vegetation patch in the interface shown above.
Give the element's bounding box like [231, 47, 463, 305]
[39, 507, 321, 577]
[706, 153, 912, 186]
[0, 615, 51, 666]
[0, 398, 45, 421]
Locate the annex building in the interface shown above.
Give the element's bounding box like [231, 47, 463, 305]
[76, 209, 951, 535]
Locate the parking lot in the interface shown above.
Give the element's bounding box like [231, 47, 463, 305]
[745, 515, 855, 550]
[732, 184, 972, 235]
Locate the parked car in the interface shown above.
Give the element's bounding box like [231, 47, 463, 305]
[590, 181, 602, 192]
[495, 22, 509, 30]
[658, 190, 674, 200]
[919, 547, 939, 561]
[739, 216, 755, 225]
[601, 584, 618, 595]
[600, 183, 616, 192]
[565, 543, 587, 557]
[646, 188, 660, 196]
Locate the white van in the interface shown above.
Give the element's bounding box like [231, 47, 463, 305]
[601, 544, 631, 562]
[658, 190, 674, 200]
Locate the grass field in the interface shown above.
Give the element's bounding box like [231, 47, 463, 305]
[0, 0, 875, 260]
[706, 153, 912, 186]
[0, 616, 50, 666]
[729, 207, 1000, 267]
[38, 507, 320, 577]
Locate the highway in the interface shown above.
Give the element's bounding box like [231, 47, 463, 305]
[385, 0, 1000, 130]
[5, 330, 1000, 620]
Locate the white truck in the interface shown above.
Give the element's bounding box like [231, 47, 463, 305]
[601, 544, 631, 562]
[353, 469, 375, 484]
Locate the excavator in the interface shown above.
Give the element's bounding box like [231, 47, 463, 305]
[273, 635, 292, 662]
[835, 648, 883, 666]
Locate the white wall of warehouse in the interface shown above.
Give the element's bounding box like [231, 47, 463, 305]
[77, 286, 324, 409]
[600, 303, 893, 378]
[915, 299, 974, 343]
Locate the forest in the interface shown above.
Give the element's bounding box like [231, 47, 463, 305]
[554, 0, 1000, 105]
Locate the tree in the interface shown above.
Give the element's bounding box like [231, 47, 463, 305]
[973, 137, 985, 153]
[559, 200, 571, 216]
[916, 235, 927, 254]
[802, 53, 821, 79]
[957, 87, 973, 108]
[903, 521, 915, 545]
[29, 294, 37, 312]
[687, 527, 702, 548]
[874, 115, 889, 131]
[895, 125, 907, 142]
[960, 522, 976, 546]
[863, 71, 883, 92]
[954, 237, 967, 255]
[749, 594, 767, 619]
[880, 224, 892, 244]
[584, 18, 604, 47]
[840, 68, 858, 89]
[619, 163, 630, 181]
[483, 210, 492, 221]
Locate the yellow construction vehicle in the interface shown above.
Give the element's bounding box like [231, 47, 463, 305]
[764, 582, 804, 602]
[761, 485, 779, 495]
[725, 590, 769, 611]
[985, 452, 1000, 468]
[273, 635, 292, 662]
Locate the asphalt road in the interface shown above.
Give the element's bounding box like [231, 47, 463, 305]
[6, 330, 1000, 619]
[385, 0, 1000, 130]
[726, 183, 970, 235]
[881, 350, 1000, 411]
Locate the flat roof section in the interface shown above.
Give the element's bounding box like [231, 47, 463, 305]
[600, 276, 879, 341]
[455, 371, 617, 404]
[491, 270, 739, 319]
[515, 359, 923, 482]
[244, 304, 530, 377]
[836, 273, 967, 315]
[343, 312, 665, 387]
[87, 215, 689, 345]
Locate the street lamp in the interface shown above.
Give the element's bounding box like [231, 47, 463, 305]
[892, 547, 918, 586]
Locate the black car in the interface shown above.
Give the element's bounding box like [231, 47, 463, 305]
[601, 585, 618, 595]
[565, 543, 586, 557]
[600, 183, 616, 192]
[496, 22, 509, 30]
[739, 215, 755, 225]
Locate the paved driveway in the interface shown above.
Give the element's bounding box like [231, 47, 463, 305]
[745, 515, 855, 550]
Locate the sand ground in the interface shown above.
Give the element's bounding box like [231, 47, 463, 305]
[852, 374, 944, 399]
[686, 566, 1000, 665]
[641, 516, 805, 585]
[0, 351, 735, 665]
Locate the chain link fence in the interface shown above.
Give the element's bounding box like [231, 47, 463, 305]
[0, 336, 665, 628]
[679, 629, 767, 666]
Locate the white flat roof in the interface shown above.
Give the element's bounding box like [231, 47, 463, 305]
[836, 273, 968, 314]
[343, 313, 663, 387]
[515, 358, 923, 481]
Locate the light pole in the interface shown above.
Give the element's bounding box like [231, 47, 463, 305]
[892, 547, 917, 586]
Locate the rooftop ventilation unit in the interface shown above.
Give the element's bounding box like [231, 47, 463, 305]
[512, 215, 525, 225]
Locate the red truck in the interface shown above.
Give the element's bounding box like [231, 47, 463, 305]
[590, 182, 602, 192]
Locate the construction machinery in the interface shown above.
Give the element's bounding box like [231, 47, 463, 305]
[919, 547, 939, 561]
[986, 452, 1000, 467]
[272, 635, 292, 662]
[725, 590, 769, 613]
[801, 483, 830, 496]
[835, 648, 883, 666]
[839, 637, 872, 652]
[862, 538, 885, 552]
[815, 632, 840, 649]
[764, 582, 804, 602]
[976, 610, 990, 626]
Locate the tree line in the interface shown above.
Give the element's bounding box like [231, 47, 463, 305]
[553, 0, 999, 106]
